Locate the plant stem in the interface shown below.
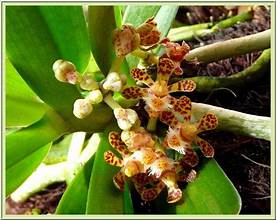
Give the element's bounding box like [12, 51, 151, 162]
[191, 102, 271, 141]
[185, 29, 271, 63]
[173, 49, 270, 93]
[104, 93, 122, 110]
[67, 132, 86, 162]
[147, 117, 158, 132]
[131, 49, 159, 65]
[110, 56, 125, 73]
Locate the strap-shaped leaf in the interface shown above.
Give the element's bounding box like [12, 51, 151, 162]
[85, 132, 124, 214]
[6, 6, 90, 119]
[6, 58, 46, 127]
[152, 159, 241, 214]
[88, 6, 117, 75]
[154, 6, 179, 55]
[6, 110, 69, 196]
[6, 142, 52, 197]
[55, 156, 95, 214]
[122, 5, 161, 26]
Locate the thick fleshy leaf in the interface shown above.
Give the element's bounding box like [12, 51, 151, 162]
[6, 110, 68, 196]
[88, 6, 117, 75]
[123, 181, 134, 214]
[6, 6, 90, 119]
[6, 58, 46, 127]
[122, 5, 161, 26]
[85, 131, 125, 214]
[55, 156, 95, 214]
[154, 5, 179, 55]
[152, 159, 241, 214]
[6, 143, 51, 197]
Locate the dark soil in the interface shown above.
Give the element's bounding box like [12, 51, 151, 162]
[5, 6, 271, 215]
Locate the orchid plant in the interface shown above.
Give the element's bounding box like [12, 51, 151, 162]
[5, 5, 271, 215]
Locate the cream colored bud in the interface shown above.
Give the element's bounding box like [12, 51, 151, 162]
[53, 59, 79, 84]
[73, 99, 93, 119]
[114, 108, 138, 131]
[80, 74, 99, 91]
[103, 72, 122, 92]
[85, 90, 103, 104]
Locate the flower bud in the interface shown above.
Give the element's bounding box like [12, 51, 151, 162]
[103, 72, 122, 92]
[113, 24, 140, 57]
[85, 90, 103, 104]
[53, 59, 79, 84]
[114, 108, 139, 131]
[79, 73, 99, 91]
[73, 99, 93, 119]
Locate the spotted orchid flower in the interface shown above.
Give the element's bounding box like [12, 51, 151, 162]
[160, 97, 218, 167]
[160, 38, 191, 75]
[113, 17, 161, 57]
[135, 17, 161, 49]
[104, 130, 192, 203]
[122, 58, 196, 119]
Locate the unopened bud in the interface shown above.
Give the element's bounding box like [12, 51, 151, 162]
[85, 90, 103, 104]
[53, 59, 79, 84]
[73, 99, 93, 119]
[79, 73, 99, 91]
[103, 72, 122, 92]
[113, 24, 140, 57]
[114, 108, 138, 131]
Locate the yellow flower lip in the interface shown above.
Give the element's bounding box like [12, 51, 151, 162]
[149, 80, 169, 97]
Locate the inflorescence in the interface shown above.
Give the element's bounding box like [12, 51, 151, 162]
[52, 17, 218, 204]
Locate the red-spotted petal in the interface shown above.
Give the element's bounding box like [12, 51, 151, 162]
[122, 87, 148, 99]
[109, 132, 130, 157]
[113, 171, 127, 191]
[195, 136, 215, 158]
[179, 148, 199, 167]
[169, 96, 192, 122]
[104, 151, 123, 167]
[197, 112, 218, 132]
[168, 80, 196, 93]
[131, 68, 154, 86]
[160, 111, 179, 128]
[156, 58, 175, 82]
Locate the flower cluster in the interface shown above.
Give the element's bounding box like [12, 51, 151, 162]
[104, 129, 196, 203]
[52, 17, 218, 204]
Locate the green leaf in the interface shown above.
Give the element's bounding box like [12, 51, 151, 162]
[123, 181, 134, 214]
[122, 5, 161, 26]
[86, 131, 124, 214]
[152, 159, 241, 214]
[88, 6, 117, 75]
[55, 156, 95, 214]
[6, 58, 47, 127]
[6, 143, 51, 197]
[154, 5, 179, 55]
[6, 6, 90, 119]
[6, 110, 69, 196]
